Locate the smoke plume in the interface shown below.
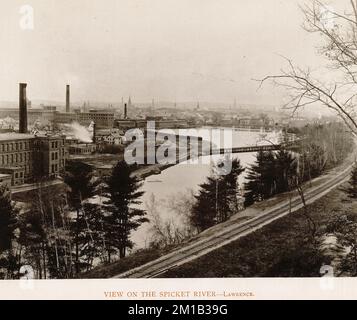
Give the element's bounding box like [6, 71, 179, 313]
[69, 122, 93, 143]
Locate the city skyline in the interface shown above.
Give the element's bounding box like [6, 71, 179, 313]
[0, 0, 337, 105]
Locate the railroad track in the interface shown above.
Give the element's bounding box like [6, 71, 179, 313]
[114, 163, 353, 279]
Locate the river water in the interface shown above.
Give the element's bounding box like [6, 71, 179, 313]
[130, 128, 282, 250]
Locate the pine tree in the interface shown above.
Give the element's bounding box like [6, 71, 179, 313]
[244, 150, 298, 206]
[102, 161, 148, 261]
[0, 186, 18, 253]
[217, 158, 245, 222]
[346, 163, 357, 199]
[0, 186, 19, 279]
[244, 151, 276, 206]
[64, 160, 99, 274]
[65, 161, 97, 210]
[191, 158, 245, 232]
[274, 149, 297, 194]
[18, 209, 47, 279]
[191, 178, 217, 232]
[77, 202, 106, 271]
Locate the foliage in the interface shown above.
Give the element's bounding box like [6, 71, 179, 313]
[191, 158, 244, 232]
[244, 122, 353, 207]
[327, 214, 357, 276]
[260, 1, 357, 135]
[244, 150, 297, 206]
[65, 160, 98, 210]
[64, 160, 101, 274]
[0, 186, 18, 253]
[0, 186, 19, 279]
[102, 161, 148, 261]
[147, 191, 197, 248]
[345, 162, 357, 199]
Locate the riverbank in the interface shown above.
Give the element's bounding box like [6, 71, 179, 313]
[161, 179, 357, 278]
[132, 163, 175, 180]
[81, 150, 356, 278]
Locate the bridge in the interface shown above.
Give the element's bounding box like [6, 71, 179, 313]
[210, 144, 283, 155]
[200, 140, 301, 156]
[171, 141, 301, 165]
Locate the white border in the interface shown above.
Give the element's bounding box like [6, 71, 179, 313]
[2, 278, 355, 300]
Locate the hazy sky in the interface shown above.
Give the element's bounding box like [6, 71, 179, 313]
[0, 0, 344, 105]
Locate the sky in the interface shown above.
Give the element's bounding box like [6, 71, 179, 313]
[0, 0, 347, 106]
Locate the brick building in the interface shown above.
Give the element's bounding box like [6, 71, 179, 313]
[0, 133, 67, 186]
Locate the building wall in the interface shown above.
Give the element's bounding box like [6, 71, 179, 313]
[0, 167, 25, 186]
[0, 108, 114, 128]
[54, 112, 114, 128]
[0, 138, 35, 181]
[0, 109, 55, 124]
[34, 136, 67, 177]
[68, 144, 96, 155]
[114, 119, 188, 130]
[0, 134, 67, 185]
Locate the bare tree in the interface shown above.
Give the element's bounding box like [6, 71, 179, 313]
[146, 192, 197, 249]
[259, 0, 357, 135]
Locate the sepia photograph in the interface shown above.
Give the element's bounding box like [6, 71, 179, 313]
[1, 0, 357, 301]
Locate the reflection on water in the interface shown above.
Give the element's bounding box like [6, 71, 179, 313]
[130, 129, 281, 250]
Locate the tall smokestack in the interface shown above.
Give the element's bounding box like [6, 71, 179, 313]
[124, 103, 128, 119]
[92, 122, 96, 143]
[66, 85, 70, 113]
[19, 83, 28, 134]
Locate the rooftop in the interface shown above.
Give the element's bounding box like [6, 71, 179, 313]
[69, 143, 95, 148]
[0, 133, 35, 141]
[0, 132, 65, 141]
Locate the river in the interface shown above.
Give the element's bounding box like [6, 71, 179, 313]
[130, 128, 282, 250]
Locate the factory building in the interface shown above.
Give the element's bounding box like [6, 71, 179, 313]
[114, 118, 188, 130]
[0, 86, 115, 129]
[0, 130, 67, 187]
[0, 108, 115, 129]
[68, 143, 96, 156]
[0, 83, 68, 187]
[53, 110, 114, 128]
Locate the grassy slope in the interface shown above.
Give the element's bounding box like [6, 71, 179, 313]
[80, 248, 161, 279]
[82, 154, 356, 279]
[83, 183, 356, 279]
[161, 183, 357, 278]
